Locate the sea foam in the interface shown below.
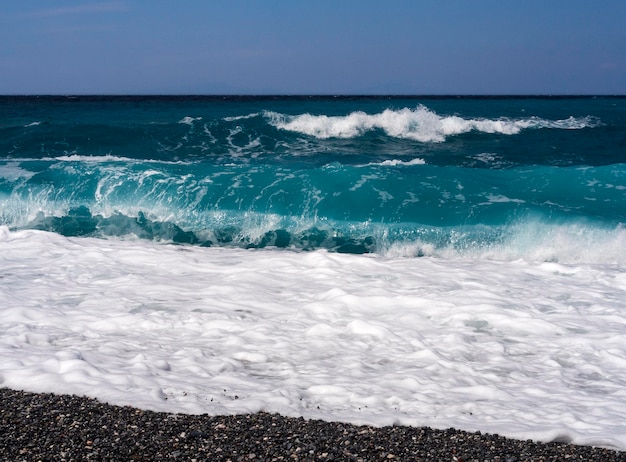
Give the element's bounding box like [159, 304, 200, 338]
[266, 106, 599, 142]
[0, 227, 625, 449]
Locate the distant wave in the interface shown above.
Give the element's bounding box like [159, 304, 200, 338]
[178, 116, 202, 125]
[223, 113, 262, 122]
[50, 154, 195, 165]
[361, 158, 426, 167]
[265, 106, 600, 142]
[55, 154, 139, 163]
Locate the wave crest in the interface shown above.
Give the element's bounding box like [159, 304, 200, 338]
[266, 106, 600, 142]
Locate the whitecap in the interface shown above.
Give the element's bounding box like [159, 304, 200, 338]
[178, 116, 202, 125]
[224, 113, 261, 122]
[266, 106, 600, 142]
[376, 158, 426, 167]
[52, 154, 194, 165]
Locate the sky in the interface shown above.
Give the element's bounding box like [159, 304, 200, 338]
[1, 1, 625, 95]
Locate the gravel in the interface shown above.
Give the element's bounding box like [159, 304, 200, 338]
[1, 388, 624, 461]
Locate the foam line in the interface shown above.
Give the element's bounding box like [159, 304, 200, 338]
[266, 106, 600, 142]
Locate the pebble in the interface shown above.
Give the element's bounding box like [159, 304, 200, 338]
[1, 388, 624, 461]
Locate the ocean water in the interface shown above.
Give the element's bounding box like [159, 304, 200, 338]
[1, 96, 626, 448]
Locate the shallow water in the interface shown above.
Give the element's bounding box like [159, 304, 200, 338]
[1, 228, 625, 448]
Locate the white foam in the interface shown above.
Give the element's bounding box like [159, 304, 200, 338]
[0, 227, 625, 449]
[224, 113, 261, 122]
[381, 222, 626, 265]
[0, 162, 36, 181]
[9, 154, 195, 166]
[363, 158, 426, 167]
[55, 154, 137, 163]
[178, 116, 202, 125]
[225, 126, 262, 156]
[266, 107, 600, 142]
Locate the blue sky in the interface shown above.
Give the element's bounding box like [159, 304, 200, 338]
[1, 1, 625, 94]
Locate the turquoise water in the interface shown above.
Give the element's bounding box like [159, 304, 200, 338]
[1, 96, 625, 257]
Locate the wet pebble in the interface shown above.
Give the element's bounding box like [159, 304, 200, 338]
[1, 388, 624, 461]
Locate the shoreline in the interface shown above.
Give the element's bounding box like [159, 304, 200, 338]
[1, 388, 624, 461]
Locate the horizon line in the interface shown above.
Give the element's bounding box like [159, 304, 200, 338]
[2, 94, 625, 99]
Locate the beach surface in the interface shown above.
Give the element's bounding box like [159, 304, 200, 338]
[1, 388, 624, 461]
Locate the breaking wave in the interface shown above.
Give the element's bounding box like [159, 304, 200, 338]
[266, 106, 600, 142]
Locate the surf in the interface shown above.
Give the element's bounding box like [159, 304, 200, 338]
[265, 106, 600, 142]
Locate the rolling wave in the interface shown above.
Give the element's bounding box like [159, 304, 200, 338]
[5, 207, 626, 264]
[1, 155, 624, 262]
[265, 106, 600, 142]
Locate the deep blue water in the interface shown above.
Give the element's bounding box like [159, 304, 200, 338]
[1, 96, 625, 257]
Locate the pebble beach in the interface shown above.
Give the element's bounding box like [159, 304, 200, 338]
[1, 388, 624, 461]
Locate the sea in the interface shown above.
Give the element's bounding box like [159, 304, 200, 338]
[1, 95, 625, 448]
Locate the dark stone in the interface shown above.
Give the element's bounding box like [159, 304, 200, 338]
[0, 387, 624, 461]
